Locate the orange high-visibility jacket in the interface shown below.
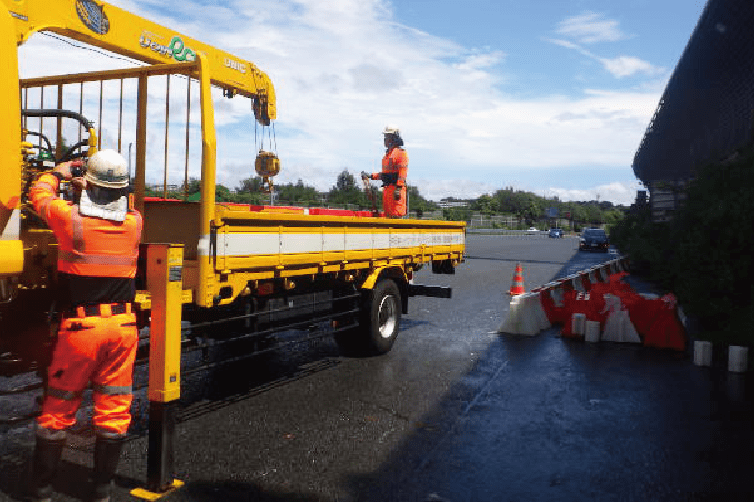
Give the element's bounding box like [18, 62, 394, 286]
[31, 173, 143, 436]
[372, 147, 408, 217]
[30, 173, 142, 306]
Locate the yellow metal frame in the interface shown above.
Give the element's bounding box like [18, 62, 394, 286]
[0, 8, 23, 276]
[2, 0, 467, 315]
[362, 265, 408, 291]
[3, 0, 277, 280]
[131, 480, 185, 501]
[192, 207, 465, 306]
[145, 244, 183, 403]
[3, 0, 275, 122]
[0, 241, 23, 275]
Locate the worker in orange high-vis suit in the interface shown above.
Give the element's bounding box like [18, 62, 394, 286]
[362, 125, 409, 218]
[27, 149, 142, 502]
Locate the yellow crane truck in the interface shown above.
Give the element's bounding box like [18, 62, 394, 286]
[0, 0, 465, 374]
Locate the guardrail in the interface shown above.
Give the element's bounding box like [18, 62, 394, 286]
[466, 229, 577, 237]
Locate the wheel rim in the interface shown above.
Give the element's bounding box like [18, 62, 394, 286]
[377, 294, 397, 339]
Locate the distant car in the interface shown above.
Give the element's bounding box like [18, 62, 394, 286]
[549, 228, 563, 238]
[579, 228, 609, 252]
[527, 226, 538, 235]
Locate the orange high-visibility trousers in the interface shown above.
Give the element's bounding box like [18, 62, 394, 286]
[382, 184, 407, 217]
[37, 306, 138, 436]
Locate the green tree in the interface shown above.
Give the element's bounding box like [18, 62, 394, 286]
[180, 177, 201, 195]
[215, 184, 233, 202]
[584, 204, 603, 225]
[328, 169, 370, 208]
[237, 176, 265, 193]
[442, 206, 471, 222]
[407, 185, 438, 213]
[335, 169, 358, 192]
[471, 194, 494, 214]
[276, 179, 320, 206]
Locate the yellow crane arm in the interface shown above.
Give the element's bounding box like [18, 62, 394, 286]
[3, 0, 276, 125]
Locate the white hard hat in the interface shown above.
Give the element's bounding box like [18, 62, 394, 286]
[85, 149, 129, 188]
[383, 125, 400, 136]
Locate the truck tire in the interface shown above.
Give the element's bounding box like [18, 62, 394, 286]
[366, 279, 402, 354]
[335, 278, 401, 356]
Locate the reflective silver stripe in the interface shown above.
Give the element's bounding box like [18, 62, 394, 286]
[71, 206, 84, 252]
[58, 249, 138, 266]
[133, 211, 143, 236]
[47, 387, 83, 401]
[93, 384, 131, 396]
[35, 181, 56, 193]
[97, 430, 127, 440]
[36, 426, 67, 441]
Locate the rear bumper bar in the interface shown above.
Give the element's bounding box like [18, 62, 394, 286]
[408, 284, 452, 299]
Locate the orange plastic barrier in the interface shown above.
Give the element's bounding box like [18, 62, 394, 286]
[539, 269, 686, 351]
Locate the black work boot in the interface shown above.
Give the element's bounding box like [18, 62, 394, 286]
[28, 428, 66, 502]
[92, 433, 125, 502]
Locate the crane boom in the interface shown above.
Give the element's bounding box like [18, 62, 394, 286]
[3, 0, 276, 124]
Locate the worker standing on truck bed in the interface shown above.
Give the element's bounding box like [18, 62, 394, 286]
[27, 149, 142, 502]
[363, 125, 409, 218]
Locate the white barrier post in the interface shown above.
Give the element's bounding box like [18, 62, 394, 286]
[571, 313, 586, 336]
[693, 341, 713, 367]
[728, 346, 749, 373]
[584, 320, 600, 343]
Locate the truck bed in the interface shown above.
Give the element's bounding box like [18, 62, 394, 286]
[140, 199, 466, 308]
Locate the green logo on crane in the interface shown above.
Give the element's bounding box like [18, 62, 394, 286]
[168, 36, 196, 62]
[140, 32, 196, 62]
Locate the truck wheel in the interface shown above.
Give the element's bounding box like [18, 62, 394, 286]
[335, 278, 401, 356]
[363, 279, 401, 355]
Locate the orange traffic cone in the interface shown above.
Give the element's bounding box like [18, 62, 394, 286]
[508, 263, 526, 296]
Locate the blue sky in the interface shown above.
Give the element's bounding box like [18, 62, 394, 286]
[19, 0, 708, 204]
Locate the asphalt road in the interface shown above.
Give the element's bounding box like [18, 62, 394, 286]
[1, 234, 752, 501]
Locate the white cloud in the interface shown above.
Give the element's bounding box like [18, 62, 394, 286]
[455, 51, 506, 71]
[552, 12, 663, 79]
[547, 38, 663, 79]
[556, 12, 627, 44]
[413, 177, 500, 202]
[16, 0, 661, 204]
[600, 55, 663, 78]
[546, 180, 642, 206]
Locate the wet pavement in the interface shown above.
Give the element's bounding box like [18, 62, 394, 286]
[1, 235, 752, 501]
